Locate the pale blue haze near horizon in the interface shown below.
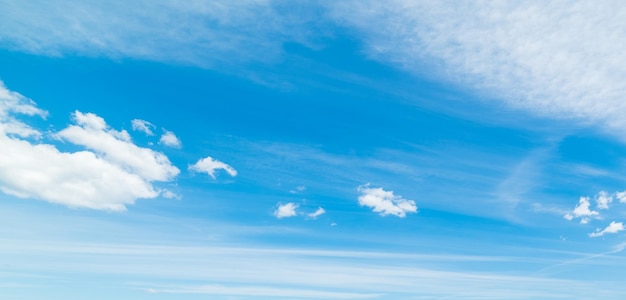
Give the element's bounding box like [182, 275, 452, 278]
[1, 1, 626, 299]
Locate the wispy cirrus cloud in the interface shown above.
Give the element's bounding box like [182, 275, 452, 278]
[0, 0, 323, 67]
[0, 82, 178, 211]
[329, 1, 626, 136]
[131, 119, 155, 136]
[307, 207, 326, 219]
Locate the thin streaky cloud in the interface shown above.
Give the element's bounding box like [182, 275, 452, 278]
[131, 119, 155, 136]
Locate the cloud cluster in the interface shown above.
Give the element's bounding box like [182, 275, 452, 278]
[565, 190, 626, 237]
[563, 197, 599, 224]
[0, 82, 180, 211]
[357, 184, 417, 218]
[189, 156, 237, 179]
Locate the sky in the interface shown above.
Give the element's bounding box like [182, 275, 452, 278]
[1, 1, 626, 299]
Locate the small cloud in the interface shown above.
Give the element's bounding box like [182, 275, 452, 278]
[616, 191, 626, 203]
[307, 207, 326, 219]
[159, 130, 181, 148]
[189, 156, 237, 179]
[330, 222, 337, 227]
[564, 196, 599, 223]
[274, 202, 298, 219]
[289, 186, 306, 194]
[161, 190, 181, 200]
[357, 184, 417, 218]
[131, 119, 155, 136]
[589, 221, 624, 237]
[596, 191, 613, 210]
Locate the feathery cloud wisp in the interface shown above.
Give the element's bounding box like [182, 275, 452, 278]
[131, 119, 155, 136]
[307, 207, 326, 219]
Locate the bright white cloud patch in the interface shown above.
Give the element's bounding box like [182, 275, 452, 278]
[564, 197, 599, 224]
[131, 119, 155, 136]
[589, 221, 625, 238]
[595, 191, 613, 210]
[159, 130, 181, 148]
[189, 156, 237, 179]
[357, 184, 417, 218]
[0, 83, 179, 211]
[330, 1, 626, 136]
[57, 112, 180, 182]
[307, 207, 326, 219]
[274, 202, 298, 219]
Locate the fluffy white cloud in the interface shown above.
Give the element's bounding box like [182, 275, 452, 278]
[0, 83, 179, 211]
[131, 119, 155, 136]
[159, 130, 181, 148]
[596, 191, 613, 210]
[330, 1, 626, 136]
[307, 207, 326, 219]
[564, 197, 599, 224]
[589, 221, 624, 238]
[274, 202, 298, 219]
[189, 156, 237, 179]
[357, 184, 417, 218]
[616, 191, 626, 203]
[57, 112, 180, 182]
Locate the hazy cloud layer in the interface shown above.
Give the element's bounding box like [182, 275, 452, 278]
[329, 1, 626, 135]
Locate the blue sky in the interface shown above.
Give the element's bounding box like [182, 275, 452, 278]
[2, 1, 626, 299]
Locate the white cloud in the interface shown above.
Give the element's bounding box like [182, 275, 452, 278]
[131, 119, 155, 136]
[589, 221, 624, 238]
[595, 191, 613, 210]
[0, 81, 48, 138]
[274, 202, 298, 219]
[189, 156, 237, 179]
[159, 130, 181, 148]
[57, 112, 180, 182]
[564, 196, 599, 224]
[616, 191, 626, 203]
[0, 83, 179, 211]
[307, 207, 326, 219]
[330, 1, 626, 136]
[357, 184, 417, 218]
